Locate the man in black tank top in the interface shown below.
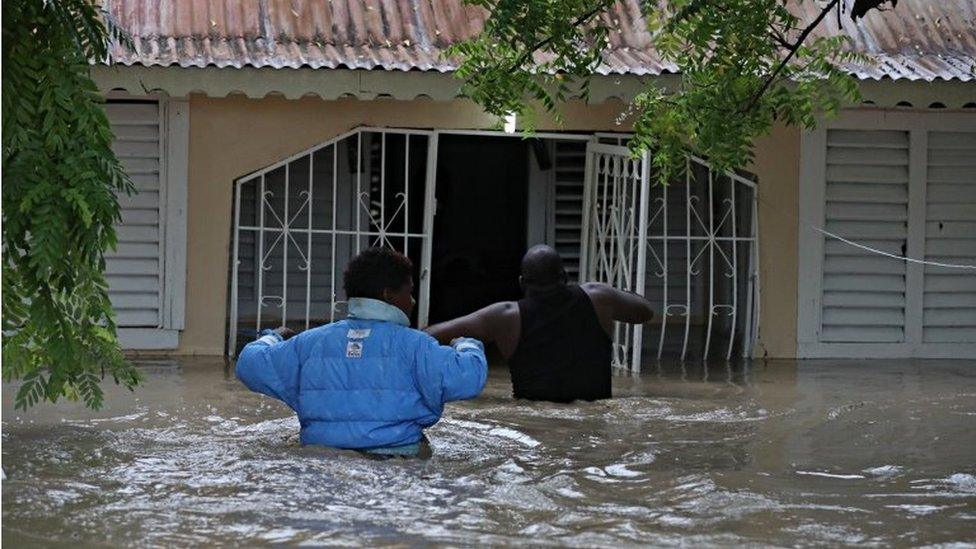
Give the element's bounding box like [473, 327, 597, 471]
[426, 245, 654, 402]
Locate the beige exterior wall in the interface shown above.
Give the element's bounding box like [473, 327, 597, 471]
[750, 125, 800, 358]
[178, 94, 800, 356]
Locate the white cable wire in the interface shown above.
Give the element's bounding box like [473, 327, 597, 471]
[811, 225, 976, 271]
[755, 194, 976, 271]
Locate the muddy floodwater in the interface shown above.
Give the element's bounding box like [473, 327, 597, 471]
[3, 359, 975, 547]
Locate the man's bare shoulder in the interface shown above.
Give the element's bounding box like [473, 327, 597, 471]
[481, 301, 519, 320]
[580, 281, 612, 293]
[579, 282, 621, 317]
[580, 282, 614, 300]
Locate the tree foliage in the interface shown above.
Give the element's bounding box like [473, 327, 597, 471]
[2, 0, 141, 410]
[452, 0, 885, 181]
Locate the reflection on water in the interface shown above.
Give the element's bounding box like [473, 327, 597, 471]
[3, 359, 975, 546]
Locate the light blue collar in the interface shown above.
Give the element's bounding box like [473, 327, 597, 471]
[347, 298, 410, 326]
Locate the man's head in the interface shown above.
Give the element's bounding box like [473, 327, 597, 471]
[343, 247, 415, 317]
[519, 244, 567, 294]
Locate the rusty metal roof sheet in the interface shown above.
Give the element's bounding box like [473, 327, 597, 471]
[801, 0, 975, 81]
[104, 0, 974, 81]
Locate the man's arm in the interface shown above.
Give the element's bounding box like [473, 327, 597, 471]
[581, 282, 654, 334]
[425, 301, 516, 346]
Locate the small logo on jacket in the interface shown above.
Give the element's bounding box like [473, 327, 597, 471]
[346, 341, 363, 358]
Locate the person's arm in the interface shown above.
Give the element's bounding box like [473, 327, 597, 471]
[582, 282, 654, 326]
[235, 327, 303, 411]
[425, 302, 514, 345]
[414, 336, 488, 410]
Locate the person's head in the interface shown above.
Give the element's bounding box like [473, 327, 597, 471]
[343, 247, 415, 316]
[519, 244, 567, 295]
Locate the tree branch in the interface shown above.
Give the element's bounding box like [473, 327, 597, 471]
[507, 0, 616, 73]
[767, 29, 791, 50]
[742, 0, 839, 113]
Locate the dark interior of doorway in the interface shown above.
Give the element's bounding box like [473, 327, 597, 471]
[429, 134, 529, 324]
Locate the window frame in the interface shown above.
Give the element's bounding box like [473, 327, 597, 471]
[107, 93, 189, 350]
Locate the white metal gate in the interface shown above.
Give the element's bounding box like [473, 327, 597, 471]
[580, 142, 760, 370]
[580, 143, 652, 370]
[229, 128, 436, 355]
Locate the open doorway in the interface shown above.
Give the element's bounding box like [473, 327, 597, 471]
[226, 127, 589, 356]
[429, 135, 530, 323]
[226, 127, 758, 363]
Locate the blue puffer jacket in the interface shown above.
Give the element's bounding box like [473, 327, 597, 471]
[235, 300, 487, 450]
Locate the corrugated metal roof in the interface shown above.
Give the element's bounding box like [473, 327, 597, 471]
[801, 0, 976, 80]
[104, 0, 974, 81]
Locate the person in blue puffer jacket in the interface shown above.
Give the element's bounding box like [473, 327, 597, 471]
[236, 247, 488, 457]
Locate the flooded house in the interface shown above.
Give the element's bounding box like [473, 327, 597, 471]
[4, 2, 975, 545]
[92, 0, 976, 363]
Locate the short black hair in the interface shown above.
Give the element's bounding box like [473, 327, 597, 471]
[520, 244, 566, 287]
[343, 247, 413, 300]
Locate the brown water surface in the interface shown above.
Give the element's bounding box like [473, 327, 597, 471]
[3, 359, 975, 546]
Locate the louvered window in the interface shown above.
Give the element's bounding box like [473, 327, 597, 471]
[821, 129, 909, 343]
[551, 141, 586, 282]
[798, 112, 976, 358]
[923, 132, 976, 343]
[105, 100, 164, 327]
[103, 97, 188, 349]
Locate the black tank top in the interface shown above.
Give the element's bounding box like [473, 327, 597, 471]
[508, 285, 613, 402]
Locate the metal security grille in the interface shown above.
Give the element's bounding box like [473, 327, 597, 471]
[580, 143, 759, 371]
[229, 130, 758, 363]
[580, 144, 651, 369]
[229, 128, 435, 355]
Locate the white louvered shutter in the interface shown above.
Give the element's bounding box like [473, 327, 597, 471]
[551, 141, 586, 282]
[923, 131, 976, 343]
[105, 100, 163, 327]
[820, 129, 910, 343]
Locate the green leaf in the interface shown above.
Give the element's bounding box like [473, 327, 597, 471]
[450, 0, 863, 183]
[3, 0, 140, 411]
